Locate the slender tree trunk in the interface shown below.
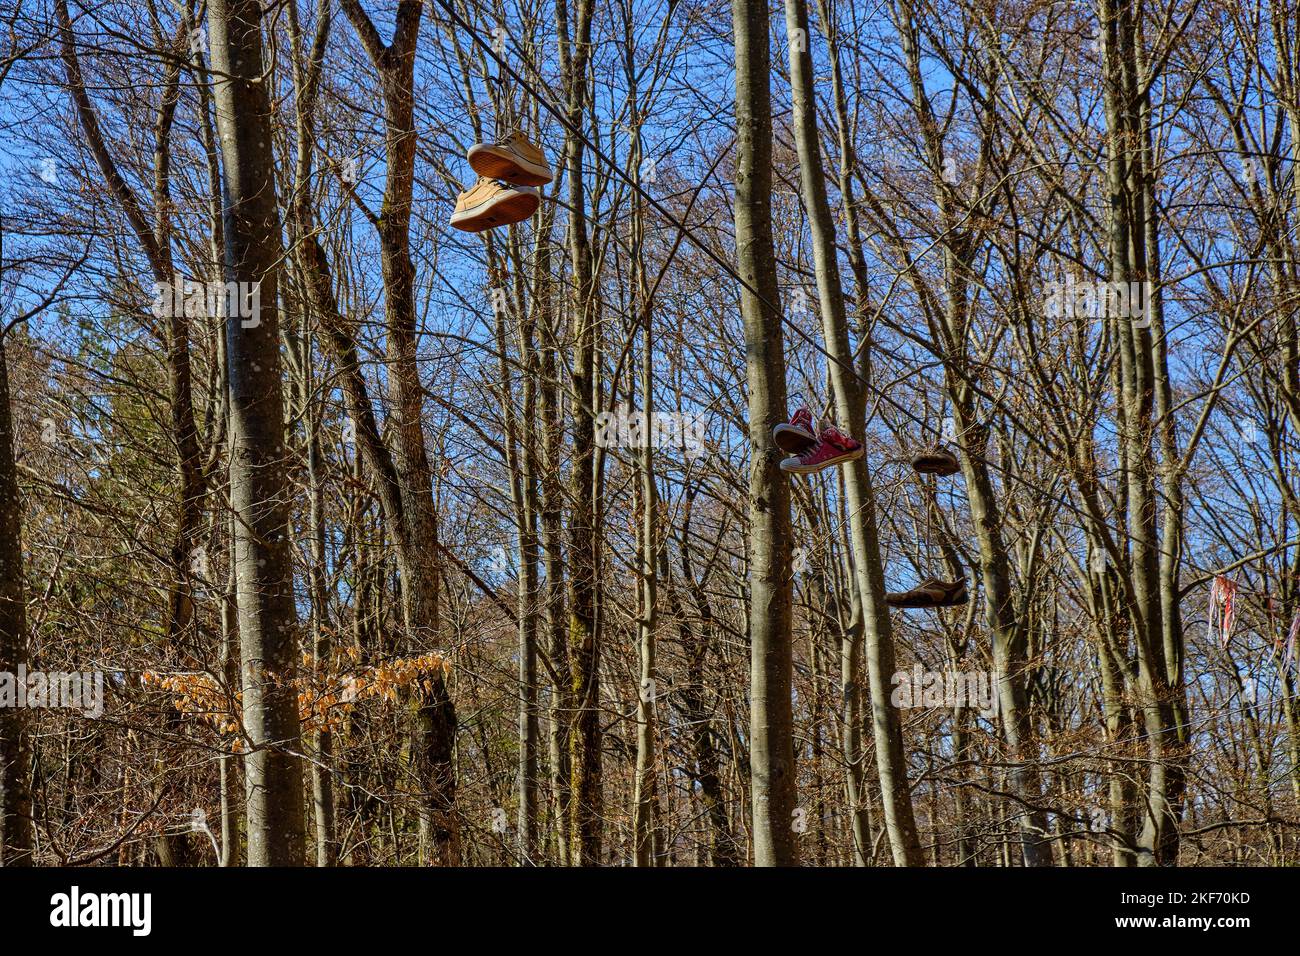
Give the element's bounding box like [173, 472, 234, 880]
[208, 0, 306, 866]
[306, 406, 337, 867]
[555, 0, 602, 865]
[492, 244, 541, 864]
[732, 0, 798, 866]
[628, 97, 660, 866]
[339, 0, 458, 864]
[538, 251, 571, 866]
[0, 335, 33, 866]
[515, 336, 541, 867]
[785, 0, 923, 866]
[219, 516, 240, 867]
[673, 493, 740, 865]
[1141, 27, 1189, 866]
[283, 0, 336, 869]
[631, 298, 660, 868]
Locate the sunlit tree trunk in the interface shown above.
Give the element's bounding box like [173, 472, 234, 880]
[786, 0, 922, 865]
[208, 0, 305, 866]
[0, 334, 33, 867]
[554, 0, 603, 865]
[732, 0, 798, 866]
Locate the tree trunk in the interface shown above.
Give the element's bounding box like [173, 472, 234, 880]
[0, 335, 34, 866]
[1100, 0, 1177, 865]
[673, 491, 740, 865]
[538, 254, 571, 866]
[732, 0, 798, 866]
[208, 0, 305, 866]
[554, 0, 603, 866]
[338, 0, 458, 864]
[785, 0, 923, 866]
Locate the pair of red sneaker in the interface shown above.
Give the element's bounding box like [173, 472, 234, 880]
[774, 407, 864, 475]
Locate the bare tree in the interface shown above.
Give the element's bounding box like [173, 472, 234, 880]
[208, 0, 306, 867]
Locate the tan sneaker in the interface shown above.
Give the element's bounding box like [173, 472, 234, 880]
[449, 177, 539, 232]
[468, 131, 554, 187]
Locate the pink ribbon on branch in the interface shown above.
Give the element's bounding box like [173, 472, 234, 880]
[1210, 576, 1238, 650]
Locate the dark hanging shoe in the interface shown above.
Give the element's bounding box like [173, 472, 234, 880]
[884, 577, 968, 608]
[773, 406, 817, 454]
[911, 448, 960, 476]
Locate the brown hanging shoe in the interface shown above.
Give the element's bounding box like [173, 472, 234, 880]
[468, 131, 554, 187]
[450, 177, 540, 232]
[884, 577, 968, 608]
[911, 448, 960, 476]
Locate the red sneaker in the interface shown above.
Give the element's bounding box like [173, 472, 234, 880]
[780, 424, 864, 475]
[773, 407, 817, 453]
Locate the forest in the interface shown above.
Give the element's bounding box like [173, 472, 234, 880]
[0, 0, 1298, 869]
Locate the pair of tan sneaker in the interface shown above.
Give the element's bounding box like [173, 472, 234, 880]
[450, 131, 553, 233]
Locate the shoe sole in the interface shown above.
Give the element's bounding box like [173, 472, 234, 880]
[780, 445, 864, 475]
[450, 189, 540, 232]
[912, 457, 960, 476]
[773, 423, 817, 453]
[468, 144, 554, 187]
[885, 588, 969, 608]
